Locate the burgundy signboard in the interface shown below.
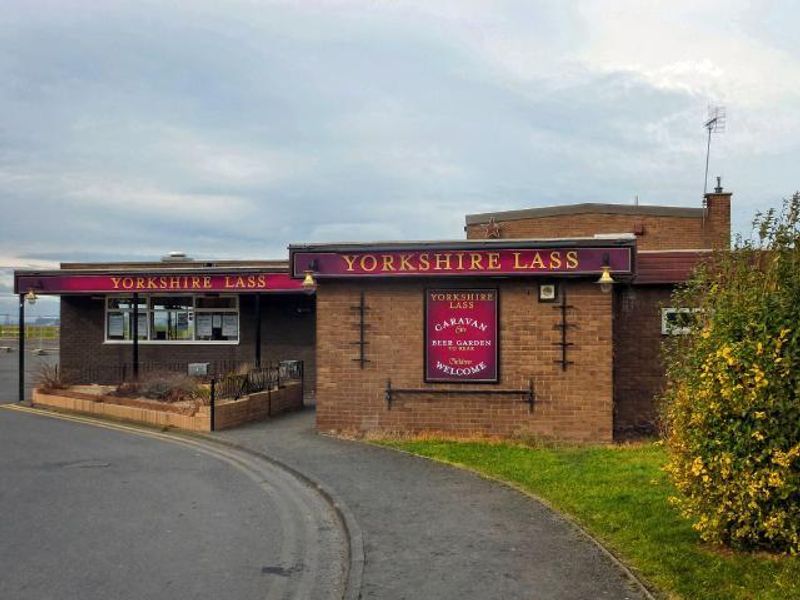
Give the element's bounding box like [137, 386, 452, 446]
[14, 272, 305, 294]
[293, 247, 631, 278]
[425, 289, 498, 383]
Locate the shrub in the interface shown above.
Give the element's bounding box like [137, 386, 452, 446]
[36, 364, 65, 391]
[661, 193, 800, 554]
[114, 372, 203, 403]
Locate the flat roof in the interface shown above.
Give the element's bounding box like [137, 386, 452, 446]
[635, 249, 713, 285]
[465, 203, 704, 225]
[56, 259, 288, 272]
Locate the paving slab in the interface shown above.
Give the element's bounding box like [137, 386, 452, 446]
[217, 408, 648, 600]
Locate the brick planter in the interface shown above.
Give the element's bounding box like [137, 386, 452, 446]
[215, 382, 303, 430]
[32, 381, 303, 432]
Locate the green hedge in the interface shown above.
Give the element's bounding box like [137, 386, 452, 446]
[662, 194, 800, 553]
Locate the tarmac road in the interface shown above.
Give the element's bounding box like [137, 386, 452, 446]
[0, 407, 348, 600]
[0, 339, 58, 403]
[1, 343, 649, 599]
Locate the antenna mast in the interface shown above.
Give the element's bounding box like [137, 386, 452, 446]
[703, 105, 726, 196]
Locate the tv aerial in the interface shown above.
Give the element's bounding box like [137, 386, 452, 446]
[703, 105, 726, 196]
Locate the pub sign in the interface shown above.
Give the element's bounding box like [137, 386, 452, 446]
[425, 289, 498, 383]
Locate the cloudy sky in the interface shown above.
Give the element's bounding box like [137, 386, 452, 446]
[2, 0, 799, 319]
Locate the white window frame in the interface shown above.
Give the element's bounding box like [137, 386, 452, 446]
[661, 308, 701, 335]
[193, 295, 240, 343]
[104, 294, 240, 345]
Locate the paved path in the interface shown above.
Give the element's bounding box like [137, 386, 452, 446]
[218, 409, 647, 600]
[0, 407, 347, 600]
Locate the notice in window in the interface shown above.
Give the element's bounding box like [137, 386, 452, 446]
[136, 314, 148, 337]
[425, 289, 499, 383]
[108, 314, 124, 337]
[196, 314, 212, 337]
[222, 314, 238, 337]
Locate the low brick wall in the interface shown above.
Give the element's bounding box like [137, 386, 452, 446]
[32, 388, 211, 431]
[215, 382, 303, 430]
[32, 381, 304, 432]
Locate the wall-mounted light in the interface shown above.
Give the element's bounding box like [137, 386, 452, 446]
[596, 266, 615, 293]
[24, 289, 38, 305]
[595, 253, 616, 293]
[302, 259, 318, 290]
[596, 252, 616, 295]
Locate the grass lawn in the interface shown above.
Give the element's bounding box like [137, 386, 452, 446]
[374, 439, 800, 600]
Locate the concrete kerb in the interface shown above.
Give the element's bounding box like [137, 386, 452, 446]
[368, 441, 658, 600]
[2, 404, 363, 600]
[183, 430, 365, 600]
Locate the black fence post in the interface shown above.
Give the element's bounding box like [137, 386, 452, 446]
[18, 293, 25, 404]
[132, 292, 139, 380]
[210, 377, 216, 432]
[254, 293, 262, 368]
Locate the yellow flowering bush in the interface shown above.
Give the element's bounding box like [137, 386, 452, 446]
[662, 194, 800, 554]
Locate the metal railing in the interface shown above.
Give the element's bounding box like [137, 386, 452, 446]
[213, 360, 304, 401]
[58, 359, 304, 390]
[0, 325, 59, 340]
[210, 360, 304, 431]
[384, 378, 535, 412]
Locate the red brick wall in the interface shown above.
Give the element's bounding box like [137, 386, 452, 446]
[59, 293, 316, 393]
[215, 382, 303, 430]
[467, 199, 731, 250]
[613, 285, 674, 437]
[705, 192, 731, 249]
[316, 279, 615, 442]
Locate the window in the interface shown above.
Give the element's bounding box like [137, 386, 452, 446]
[195, 296, 238, 341]
[661, 308, 701, 335]
[150, 296, 193, 341]
[106, 297, 147, 341]
[105, 295, 239, 344]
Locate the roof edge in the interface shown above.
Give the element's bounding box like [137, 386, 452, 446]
[465, 203, 704, 225]
[288, 236, 637, 253]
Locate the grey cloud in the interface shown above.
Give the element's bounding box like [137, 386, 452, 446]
[1, 0, 798, 275]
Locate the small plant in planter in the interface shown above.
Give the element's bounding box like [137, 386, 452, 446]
[36, 364, 65, 392]
[113, 372, 204, 403]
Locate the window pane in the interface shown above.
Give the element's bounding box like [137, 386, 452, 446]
[150, 297, 193, 341]
[195, 296, 236, 310]
[107, 311, 147, 340]
[150, 310, 193, 340]
[195, 312, 238, 341]
[662, 308, 698, 335]
[107, 312, 125, 340]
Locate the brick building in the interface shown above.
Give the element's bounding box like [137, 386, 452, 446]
[463, 188, 730, 437]
[16, 259, 317, 393]
[14, 187, 731, 442]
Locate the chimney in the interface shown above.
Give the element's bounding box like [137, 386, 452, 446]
[704, 176, 732, 249]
